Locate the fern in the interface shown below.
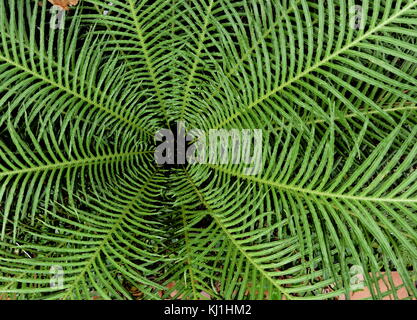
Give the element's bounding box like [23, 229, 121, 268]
[0, 0, 417, 300]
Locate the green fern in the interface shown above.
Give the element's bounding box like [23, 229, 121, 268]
[0, 0, 416, 300]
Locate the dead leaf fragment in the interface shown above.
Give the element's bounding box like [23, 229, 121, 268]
[48, 0, 79, 10]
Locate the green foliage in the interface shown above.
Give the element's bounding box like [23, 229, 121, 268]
[0, 0, 417, 300]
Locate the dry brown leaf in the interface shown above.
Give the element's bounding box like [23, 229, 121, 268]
[48, 0, 79, 10]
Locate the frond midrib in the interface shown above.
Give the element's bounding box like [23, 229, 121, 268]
[200, 0, 305, 105]
[127, 0, 170, 126]
[212, 0, 417, 129]
[1, 29, 143, 130]
[0, 55, 153, 136]
[181, 168, 293, 300]
[178, 0, 215, 121]
[61, 168, 160, 300]
[0, 150, 152, 178]
[206, 164, 417, 204]
[180, 206, 198, 299]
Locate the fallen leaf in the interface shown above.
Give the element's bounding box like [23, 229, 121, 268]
[48, 0, 79, 10]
